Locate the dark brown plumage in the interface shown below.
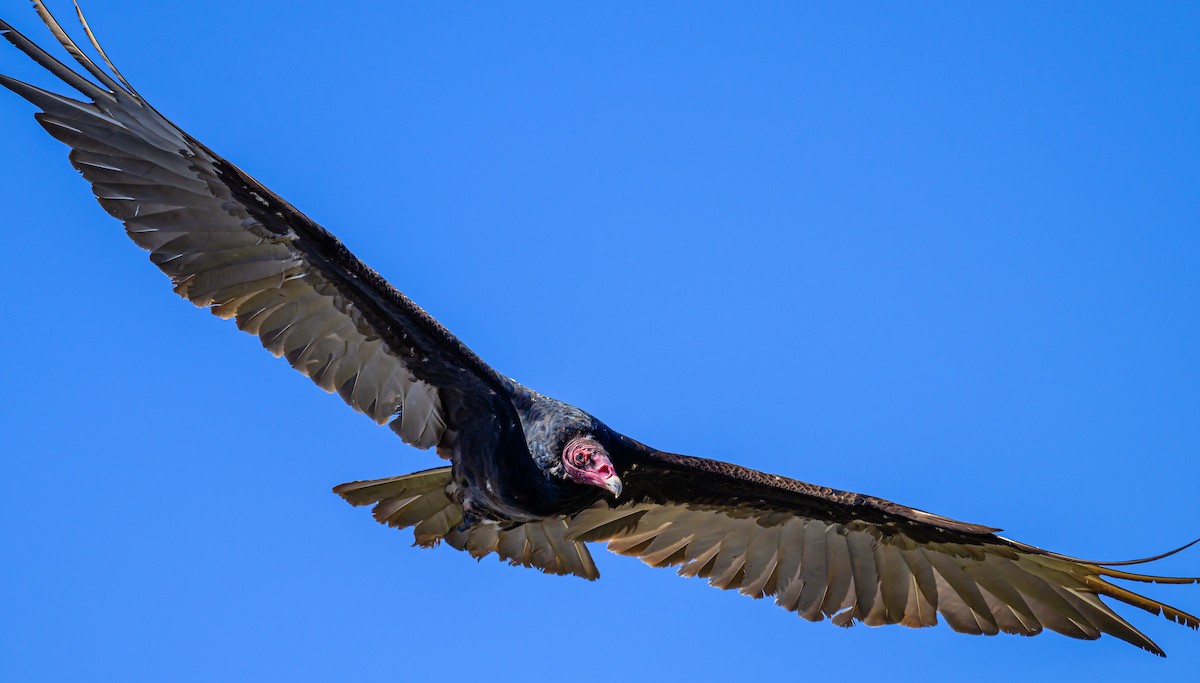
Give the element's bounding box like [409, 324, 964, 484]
[2, 2, 1196, 657]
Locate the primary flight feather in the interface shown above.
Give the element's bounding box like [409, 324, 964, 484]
[2, 2, 1196, 656]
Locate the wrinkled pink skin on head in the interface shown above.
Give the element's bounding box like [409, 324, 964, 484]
[562, 436, 622, 496]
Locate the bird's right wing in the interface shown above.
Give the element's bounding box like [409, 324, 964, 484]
[567, 443, 1200, 656]
[0, 3, 513, 454]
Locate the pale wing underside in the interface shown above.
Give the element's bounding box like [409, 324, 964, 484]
[565, 501, 1200, 656]
[0, 4, 448, 449]
[334, 469, 599, 580]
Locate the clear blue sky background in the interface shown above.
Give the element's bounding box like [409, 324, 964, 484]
[2, 1, 1198, 680]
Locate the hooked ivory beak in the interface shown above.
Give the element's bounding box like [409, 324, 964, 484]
[602, 474, 623, 498]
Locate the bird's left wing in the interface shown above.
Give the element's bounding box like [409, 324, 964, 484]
[0, 4, 513, 451]
[567, 443, 1199, 655]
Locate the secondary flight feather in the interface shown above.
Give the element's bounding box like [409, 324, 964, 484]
[2, 2, 1196, 656]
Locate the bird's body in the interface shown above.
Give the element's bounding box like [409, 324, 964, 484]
[460, 384, 612, 523]
[2, 1, 1197, 657]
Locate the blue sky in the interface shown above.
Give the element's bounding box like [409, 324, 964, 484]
[2, 1, 1199, 679]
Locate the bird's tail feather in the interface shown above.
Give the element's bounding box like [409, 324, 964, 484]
[334, 469, 599, 580]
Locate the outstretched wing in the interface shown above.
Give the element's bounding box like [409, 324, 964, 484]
[334, 468, 599, 580]
[0, 3, 513, 452]
[571, 442, 1199, 656]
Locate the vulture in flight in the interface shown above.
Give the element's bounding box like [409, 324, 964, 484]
[2, 3, 1197, 656]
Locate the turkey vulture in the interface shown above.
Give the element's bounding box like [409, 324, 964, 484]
[2, 3, 1196, 657]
